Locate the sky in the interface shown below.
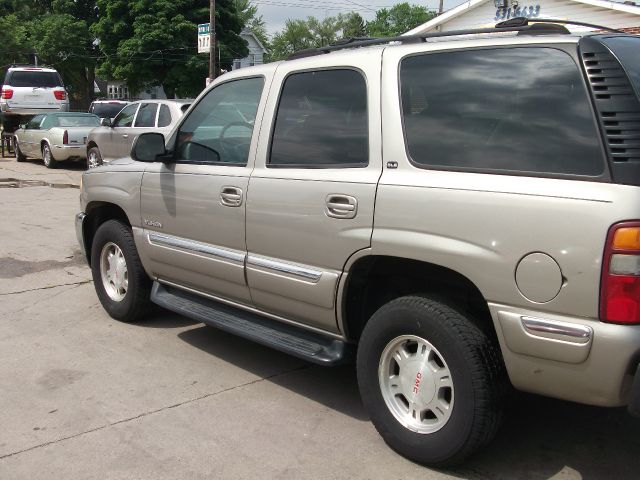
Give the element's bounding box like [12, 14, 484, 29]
[255, 0, 467, 35]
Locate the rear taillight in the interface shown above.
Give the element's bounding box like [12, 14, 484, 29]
[54, 90, 66, 100]
[63, 130, 69, 145]
[601, 222, 640, 324]
[1, 88, 13, 99]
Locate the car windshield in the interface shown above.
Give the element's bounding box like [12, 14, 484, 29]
[8, 71, 62, 88]
[90, 103, 127, 118]
[57, 115, 100, 127]
[601, 36, 640, 97]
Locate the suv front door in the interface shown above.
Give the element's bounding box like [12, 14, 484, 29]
[139, 75, 269, 304]
[245, 53, 383, 333]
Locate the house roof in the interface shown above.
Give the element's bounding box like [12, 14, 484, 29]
[240, 29, 267, 53]
[404, 0, 640, 35]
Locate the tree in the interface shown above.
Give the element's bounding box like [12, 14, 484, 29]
[366, 3, 435, 38]
[0, 1, 99, 109]
[342, 12, 366, 39]
[92, 0, 248, 98]
[269, 14, 362, 61]
[235, 0, 269, 50]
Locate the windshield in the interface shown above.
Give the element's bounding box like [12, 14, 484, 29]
[8, 71, 63, 88]
[601, 36, 640, 97]
[57, 115, 100, 127]
[90, 103, 127, 118]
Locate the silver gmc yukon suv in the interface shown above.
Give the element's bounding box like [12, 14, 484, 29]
[75, 18, 640, 466]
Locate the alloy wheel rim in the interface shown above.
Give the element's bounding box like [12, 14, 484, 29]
[378, 335, 454, 434]
[99, 242, 128, 302]
[43, 146, 51, 165]
[88, 151, 99, 169]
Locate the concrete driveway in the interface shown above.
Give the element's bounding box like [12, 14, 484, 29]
[1, 154, 638, 480]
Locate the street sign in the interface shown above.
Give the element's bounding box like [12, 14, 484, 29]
[198, 23, 210, 54]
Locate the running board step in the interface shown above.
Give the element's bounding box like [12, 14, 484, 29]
[151, 282, 350, 365]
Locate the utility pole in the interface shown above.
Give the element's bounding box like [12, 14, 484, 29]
[209, 0, 216, 82]
[438, 0, 444, 14]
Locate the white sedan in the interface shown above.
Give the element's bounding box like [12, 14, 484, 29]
[14, 112, 100, 168]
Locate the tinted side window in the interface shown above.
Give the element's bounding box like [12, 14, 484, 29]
[269, 69, 368, 167]
[157, 104, 172, 127]
[176, 77, 264, 165]
[401, 48, 603, 176]
[113, 104, 138, 127]
[134, 103, 158, 127]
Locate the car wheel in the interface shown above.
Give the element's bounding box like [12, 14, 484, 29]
[357, 295, 505, 467]
[87, 147, 102, 169]
[91, 219, 152, 322]
[42, 143, 57, 168]
[15, 138, 26, 162]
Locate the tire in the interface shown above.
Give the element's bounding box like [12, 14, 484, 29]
[15, 138, 26, 162]
[90, 219, 152, 322]
[357, 296, 505, 467]
[42, 143, 57, 168]
[87, 146, 102, 169]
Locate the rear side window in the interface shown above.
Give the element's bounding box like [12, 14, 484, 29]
[400, 48, 604, 176]
[269, 69, 368, 167]
[7, 71, 63, 88]
[157, 104, 172, 127]
[134, 103, 158, 127]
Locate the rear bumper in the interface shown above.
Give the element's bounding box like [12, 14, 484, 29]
[1, 105, 68, 115]
[52, 144, 85, 161]
[491, 303, 640, 408]
[75, 212, 88, 264]
[630, 366, 640, 417]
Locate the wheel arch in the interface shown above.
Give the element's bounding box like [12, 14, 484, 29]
[83, 201, 132, 266]
[340, 254, 496, 344]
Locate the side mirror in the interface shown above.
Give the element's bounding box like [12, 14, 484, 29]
[131, 132, 167, 162]
[19, 124, 26, 130]
[100, 118, 112, 127]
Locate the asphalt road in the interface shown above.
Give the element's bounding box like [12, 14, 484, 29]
[1, 154, 639, 480]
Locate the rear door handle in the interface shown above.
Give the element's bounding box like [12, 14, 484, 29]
[325, 194, 357, 219]
[220, 186, 243, 207]
[122, 134, 129, 138]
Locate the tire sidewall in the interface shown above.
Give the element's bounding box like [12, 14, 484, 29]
[42, 143, 55, 168]
[357, 299, 479, 464]
[88, 147, 102, 169]
[91, 221, 140, 320]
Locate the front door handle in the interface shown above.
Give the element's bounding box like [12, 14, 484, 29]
[220, 186, 243, 207]
[325, 194, 357, 219]
[122, 134, 129, 138]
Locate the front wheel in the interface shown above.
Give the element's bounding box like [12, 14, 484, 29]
[42, 143, 57, 168]
[15, 138, 26, 162]
[357, 296, 505, 467]
[90, 220, 152, 322]
[87, 147, 102, 169]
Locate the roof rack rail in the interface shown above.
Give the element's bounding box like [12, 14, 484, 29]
[286, 17, 624, 60]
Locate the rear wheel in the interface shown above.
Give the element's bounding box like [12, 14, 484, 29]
[357, 296, 505, 466]
[42, 143, 57, 168]
[90, 219, 152, 322]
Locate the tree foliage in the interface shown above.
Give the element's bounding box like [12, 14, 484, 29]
[92, 0, 247, 98]
[366, 3, 435, 37]
[0, 1, 99, 109]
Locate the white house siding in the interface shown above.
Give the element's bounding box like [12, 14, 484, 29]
[232, 33, 265, 70]
[419, 0, 639, 32]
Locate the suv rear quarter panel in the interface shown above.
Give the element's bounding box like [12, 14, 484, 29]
[376, 38, 640, 406]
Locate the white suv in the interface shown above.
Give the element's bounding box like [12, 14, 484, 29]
[1, 65, 69, 131]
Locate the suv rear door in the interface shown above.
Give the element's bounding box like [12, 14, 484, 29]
[244, 50, 383, 333]
[6, 70, 64, 110]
